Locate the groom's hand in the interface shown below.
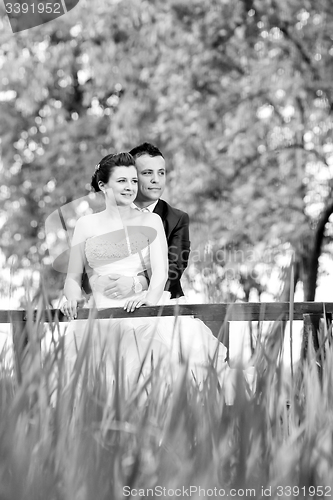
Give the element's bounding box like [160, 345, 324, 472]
[103, 274, 133, 299]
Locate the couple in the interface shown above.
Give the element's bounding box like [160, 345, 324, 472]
[74, 142, 189, 313]
[61, 143, 238, 392]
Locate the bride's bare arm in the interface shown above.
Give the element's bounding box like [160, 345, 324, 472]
[124, 213, 168, 311]
[62, 217, 88, 318]
[145, 213, 168, 303]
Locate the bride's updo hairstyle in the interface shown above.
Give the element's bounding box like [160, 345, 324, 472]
[91, 152, 135, 192]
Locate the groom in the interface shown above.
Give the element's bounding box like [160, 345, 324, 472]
[102, 142, 191, 299]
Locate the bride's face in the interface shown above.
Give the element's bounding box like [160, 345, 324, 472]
[104, 166, 138, 206]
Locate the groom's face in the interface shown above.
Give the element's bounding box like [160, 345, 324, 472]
[135, 154, 166, 203]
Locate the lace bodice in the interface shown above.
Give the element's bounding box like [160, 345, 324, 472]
[85, 230, 150, 264]
[85, 228, 150, 280]
[83, 227, 151, 309]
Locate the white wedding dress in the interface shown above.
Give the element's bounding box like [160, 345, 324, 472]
[64, 228, 252, 398]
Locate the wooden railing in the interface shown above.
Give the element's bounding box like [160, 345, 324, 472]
[2, 302, 332, 360]
[2, 301, 333, 323]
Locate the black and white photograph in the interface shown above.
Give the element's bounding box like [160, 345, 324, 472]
[1, 0, 333, 497]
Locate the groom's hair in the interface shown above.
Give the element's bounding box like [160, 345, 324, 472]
[91, 152, 135, 192]
[129, 142, 164, 160]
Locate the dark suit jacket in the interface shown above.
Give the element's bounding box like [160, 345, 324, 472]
[153, 199, 190, 298]
[82, 199, 190, 299]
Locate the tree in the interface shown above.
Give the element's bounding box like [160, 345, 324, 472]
[1, 0, 333, 302]
[0, 0, 165, 298]
[146, 0, 333, 301]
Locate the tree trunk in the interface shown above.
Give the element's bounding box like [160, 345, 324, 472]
[302, 200, 333, 301]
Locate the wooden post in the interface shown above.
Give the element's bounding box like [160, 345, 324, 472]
[218, 321, 230, 361]
[302, 314, 323, 379]
[11, 321, 28, 385]
[326, 313, 332, 347]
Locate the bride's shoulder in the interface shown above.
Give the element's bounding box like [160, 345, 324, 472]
[75, 213, 97, 226]
[141, 211, 159, 221]
[74, 213, 99, 237]
[141, 211, 163, 228]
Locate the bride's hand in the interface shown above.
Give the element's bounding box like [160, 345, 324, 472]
[123, 293, 154, 313]
[60, 298, 85, 320]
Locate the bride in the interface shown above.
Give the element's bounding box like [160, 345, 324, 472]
[60, 152, 241, 394]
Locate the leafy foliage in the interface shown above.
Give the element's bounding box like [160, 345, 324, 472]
[1, 0, 333, 300]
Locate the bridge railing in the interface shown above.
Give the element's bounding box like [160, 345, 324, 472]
[1, 302, 332, 376]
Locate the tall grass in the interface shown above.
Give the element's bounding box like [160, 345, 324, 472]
[0, 295, 333, 499]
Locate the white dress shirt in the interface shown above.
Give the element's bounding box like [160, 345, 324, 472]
[131, 200, 159, 213]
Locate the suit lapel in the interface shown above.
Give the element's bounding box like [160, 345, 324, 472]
[153, 199, 164, 217]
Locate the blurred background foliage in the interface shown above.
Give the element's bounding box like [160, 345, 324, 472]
[0, 0, 333, 303]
